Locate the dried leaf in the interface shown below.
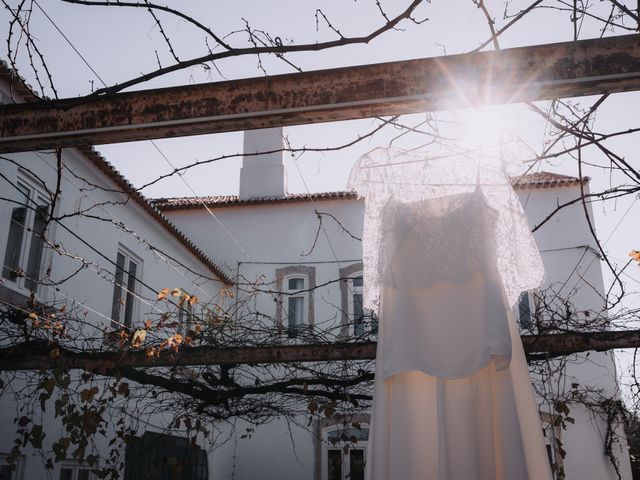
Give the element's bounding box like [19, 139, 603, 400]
[322, 401, 336, 418]
[117, 382, 130, 397]
[630, 250, 640, 263]
[189, 295, 198, 306]
[171, 288, 182, 298]
[42, 377, 55, 396]
[131, 329, 147, 348]
[178, 293, 189, 307]
[29, 425, 44, 449]
[554, 401, 570, 416]
[157, 288, 170, 300]
[80, 386, 99, 403]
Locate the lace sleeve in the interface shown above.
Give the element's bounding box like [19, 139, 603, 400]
[491, 183, 545, 306]
[347, 152, 387, 311]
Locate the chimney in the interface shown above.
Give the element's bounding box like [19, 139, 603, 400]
[239, 127, 288, 200]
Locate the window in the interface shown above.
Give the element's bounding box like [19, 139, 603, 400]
[178, 292, 194, 335]
[0, 454, 25, 480]
[59, 464, 94, 480]
[516, 290, 537, 332]
[2, 178, 51, 292]
[340, 264, 377, 339]
[110, 247, 142, 329]
[285, 276, 307, 338]
[124, 432, 208, 480]
[275, 266, 316, 338]
[540, 412, 562, 479]
[322, 426, 369, 480]
[349, 276, 365, 337]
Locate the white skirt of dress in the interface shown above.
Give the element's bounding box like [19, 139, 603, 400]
[366, 312, 553, 480]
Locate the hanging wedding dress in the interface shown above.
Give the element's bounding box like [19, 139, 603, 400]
[348, 147, 552, 480]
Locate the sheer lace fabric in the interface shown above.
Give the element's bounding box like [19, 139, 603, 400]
[380, 191, 499, 288]
[347, 147, 544, 314]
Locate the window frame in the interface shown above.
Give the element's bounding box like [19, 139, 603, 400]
[540, 411, 563, 479]
[177, 289, 195, 335]
[515, 290, 539, 333]
[284, 274, 308, 338]
[320, 425, 369, 480]
[2, 173, 52, 295]
[339, 263, 376, 339]
[0, 453, 25, 480]
[123, 432, 209, 480]
[347, 275, 365, 337]
[110, 246, 143, 330]
[275, 265, 316, 338]
[58, 462, 95, 480]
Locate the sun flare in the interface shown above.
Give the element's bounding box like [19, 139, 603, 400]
[458, 107, 505, 150]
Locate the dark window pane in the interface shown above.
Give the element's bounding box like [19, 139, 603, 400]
[2, 206, 27, 282]
[327, 449, 342, 480]
[352, 276, 363, 288]
[518, 292, 532, 330]
[546, 444, 554, 468]
[185, 302, 193, 333]
[124, 432, 209, 480]
[123, 259, 138, 327]
[370, 311, 378, 335]
[185, 302, 193, 332]
[288, 296, 304, 337]
[78, 469, 91, 480]
[350, 449, 365, 480]
[0, 464, 14, 480]
[25, 202, 49, 291]
[353, 293, 364, 336]
[288, 277, 304, 290]
[59, 468, 73, 480]
[179, 300, 193, 335]
[3, 183, 29, 282]
[110, 252, 126, 328]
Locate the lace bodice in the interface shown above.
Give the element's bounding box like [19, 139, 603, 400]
[348, 147, 544, 311]
[380, 190, 499, 288]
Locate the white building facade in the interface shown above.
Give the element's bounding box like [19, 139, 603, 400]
[0, 64, 228, 480]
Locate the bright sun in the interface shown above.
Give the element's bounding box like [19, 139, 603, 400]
[458, 107, 505, 151]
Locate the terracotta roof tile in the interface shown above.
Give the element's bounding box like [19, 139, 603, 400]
[154, 191, 359, 210]
[511, 171, 589, 189]
[155, 172, 588, 210]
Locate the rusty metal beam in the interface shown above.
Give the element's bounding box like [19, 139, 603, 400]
[1, 330, 639, 371]
[1, 35, 640, 153]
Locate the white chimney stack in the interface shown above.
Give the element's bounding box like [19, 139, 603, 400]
[239, 127, 288, 200]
